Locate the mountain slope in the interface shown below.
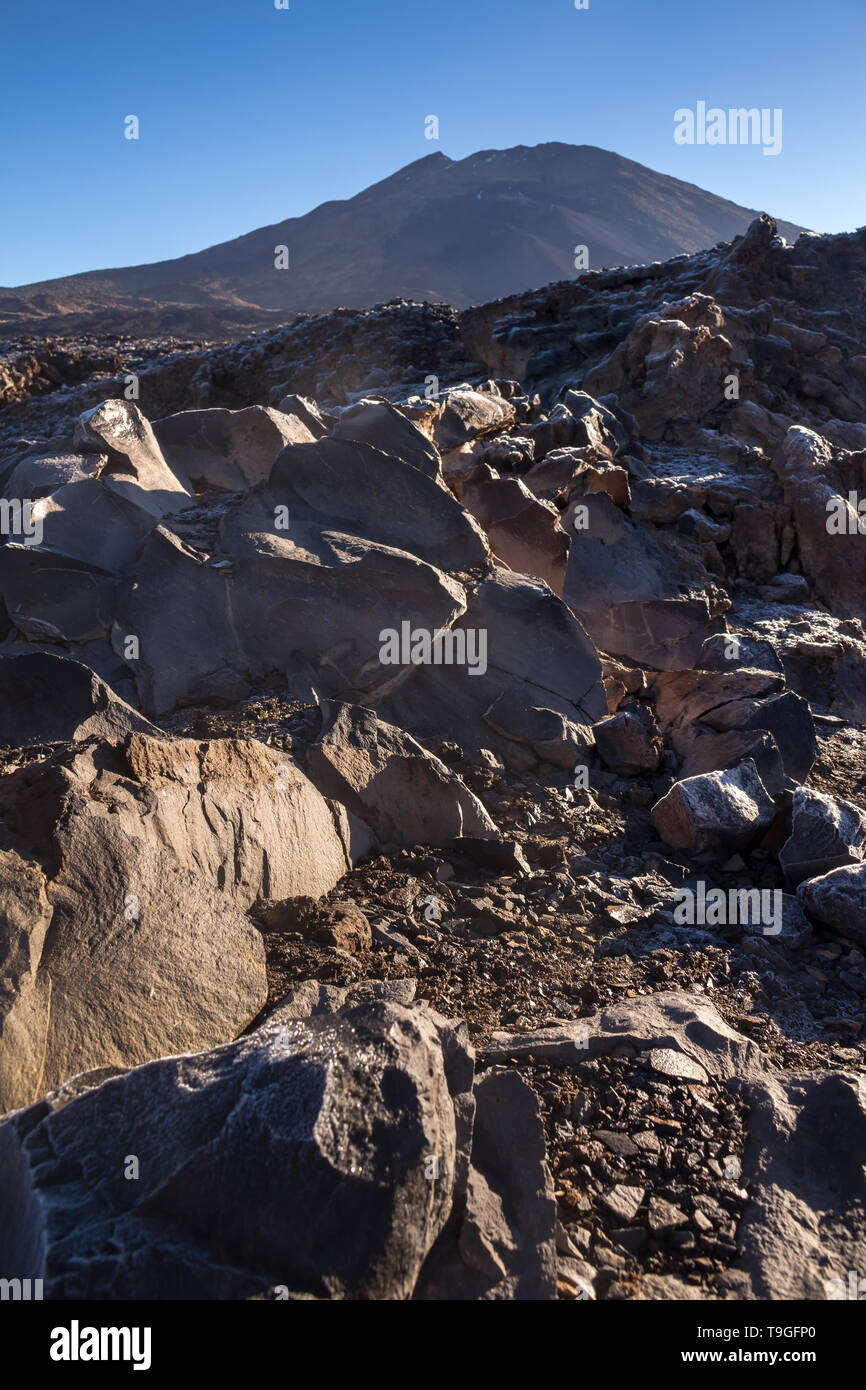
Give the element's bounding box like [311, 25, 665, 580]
[0, 143, 808, 340]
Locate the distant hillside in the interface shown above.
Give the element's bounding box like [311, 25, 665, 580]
[0, 143, 808, 340]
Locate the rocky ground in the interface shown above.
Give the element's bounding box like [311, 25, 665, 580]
[0, 215, 864, 1302]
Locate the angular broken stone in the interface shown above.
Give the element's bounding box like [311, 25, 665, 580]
[381, 569, 607, 749]
[731, 1067, 866, 1298]
[797, 861, 866, 945]
[107, 732, 352, 907]
[154, 405, 315, 490]
[645, 1047, 709, 1084]
[416, 1067, 557, 1300]
[741, 692, 817, 784]
[335, 398, 441, 478]
[773, 425, 866, 623]
[73, 398, 191, 512]
[457, 471, 569, 595]
[0, 544, 115, 645]
[698, 632, 783, 674]
[0, 1000, 466, 1298]
[651, 758, 778, 854]
[0, 448, 105, 501]
[0, 652, 157, 746]
[562, 492, 729, 669]
[676, 728, 789, 799]
[434, 386, 515, 450]
[0, 826, 267, 1113]
[780, 786, 866, 886]
[483, 687, 592, 770]
[307, 702, 496, 849]
[602, 1184, 645, 1222]
[593, 709, 661, 776]
[484, 990, 767, 1082]
[0, 728, 357, 1109]
[272, 393, 328, 437]
[646, 1196, 688, 1234]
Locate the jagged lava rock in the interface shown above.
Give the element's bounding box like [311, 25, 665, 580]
[797, 861, 866, 945]
[593, 709, 662, 775]
[651, 758, 778, 854]
[0, 1001, 467, 1298]
[780, 786, 866, 886]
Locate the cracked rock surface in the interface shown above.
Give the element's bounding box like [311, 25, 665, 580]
[1, 217, 865, 1300]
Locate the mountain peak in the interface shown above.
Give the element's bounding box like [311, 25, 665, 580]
[0, 143, 806, 340]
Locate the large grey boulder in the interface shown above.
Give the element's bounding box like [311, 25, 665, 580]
[649, 668, 814, 785]
[0, 637, 139, 708]
[0, 404, 197, 656]
[456, 472, 569, 596]
[562, 492, 729, 669]
[731, 1070, 866, 1300]
[0, 450, 189, 649]
[110, 733, 352, 906]
[773, 425, 866, 623]
[0, 1000, 467, 1299]
[73, 399, 192, 513]
[0, 545, 115, 644]
[335, 399, 442, 479]
[381, 569, 607, 749]
[117, 435, 485, 714]
[0, 653, 157, 746]
[0, 828, 266, 1113]
[307, 703, 497, 848]
[593, 708, 662, 775]
[154, 405, 315, 491]
[415, 1067, 557, 1300]
[233, 435, 488, 577]
[0, 449, 104, 501]
[117, 525, 468, 715]
[780, 787, 866, 886]
[0, 729, 354, 1110]
[15, 476, 162, 572]
[434, 386, 515, 450]
[483, 687, 592, 770]
[114, 526, 247, 714]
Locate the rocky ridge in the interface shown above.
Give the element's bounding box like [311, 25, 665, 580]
[1, 215, 865, 1301]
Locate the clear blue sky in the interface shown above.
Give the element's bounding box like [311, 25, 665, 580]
[1, 0, 863, 286]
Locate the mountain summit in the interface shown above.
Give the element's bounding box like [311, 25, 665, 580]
[0, 143, 806, 340]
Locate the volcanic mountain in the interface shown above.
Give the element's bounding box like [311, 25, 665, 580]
[0, 142, 807, 340]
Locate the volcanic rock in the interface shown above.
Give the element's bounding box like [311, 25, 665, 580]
[797, 861, 866, 945]
[335, 398, 442, 478]
[306, 702, 497, 849]
[562, 492, 729, 669]
[593, 709, 662, 776]
[0, 652, 157, 746]
[0, 1000, 466, 1298]
[651, 759, 778, 854]
[779, 787, 866, 886]
[154, 405, 316, 490]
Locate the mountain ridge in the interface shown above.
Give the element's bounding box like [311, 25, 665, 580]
[0, 142, 808, 341]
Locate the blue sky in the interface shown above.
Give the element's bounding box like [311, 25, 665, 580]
[1, 0, 863, 286]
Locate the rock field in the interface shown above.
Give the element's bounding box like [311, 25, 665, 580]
[0, 215, 865, 1301]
